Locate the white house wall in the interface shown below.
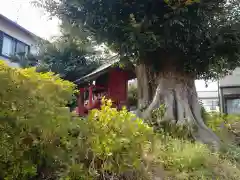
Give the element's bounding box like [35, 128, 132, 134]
[0, 18, 37, 53]
[197, 91, 218, 99]
[220, 68, 240, 87]
[0, 16, 39, 66]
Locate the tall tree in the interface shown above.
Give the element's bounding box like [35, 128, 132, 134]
[37, 35, 101, 81]
[39, 0, 240, 146]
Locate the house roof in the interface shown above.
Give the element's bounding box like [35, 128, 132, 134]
[74, 55, 120, 84]
[0, 14, 40, 39]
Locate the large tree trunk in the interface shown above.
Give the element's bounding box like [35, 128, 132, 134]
[136, 64, 220, 148]
[136, 63, 151, 111]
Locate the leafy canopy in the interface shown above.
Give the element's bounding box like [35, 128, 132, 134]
[39, 0, 240, 79]
[10, 35, 101, 82]
[37, 35, 101, 81]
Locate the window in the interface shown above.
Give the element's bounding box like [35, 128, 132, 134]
[227, 99, 240, 114]
[2, 35, 15, 56]
[1, 34, 30, 57]
[16, 41, 26, 54]
[210, 104, 217, 111]
[201, 99, 219, 111]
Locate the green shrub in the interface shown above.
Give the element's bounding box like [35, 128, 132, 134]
[69, 101, 240, 180]
[204, 112, 226, 132]
[201, 105, 208, 123]
[225, 114, 240, 139]
[221, 144, 240, 163]
[148, 105, 193, 140]
[0, 61, 76, 179]
[203, 112, 240, 134]
[145, 105, 240, 179]
[203, 112, 240, 144]
[202, 111, 240, 176]
[151, 135, 240, 179]
[0, 61, 240, 180]
[128, 84, 138, 107]
[0, 61, 155, 179]
[70, 98, 155, 179]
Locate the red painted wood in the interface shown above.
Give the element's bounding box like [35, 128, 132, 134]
[88, 86, 93, 107]
[108, 69, 128, 108]
[77, 88, 87, 116]
[77, 68, 131, 116]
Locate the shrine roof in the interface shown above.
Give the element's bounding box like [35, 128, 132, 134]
[74, 55, 119, 85]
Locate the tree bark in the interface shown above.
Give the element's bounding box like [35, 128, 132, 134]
[136, 64, 220, 148]
[136, 64, 152, 111]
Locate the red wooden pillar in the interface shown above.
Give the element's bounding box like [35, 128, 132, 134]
[77, 88, 85, 116]
[89, 86, 93, 107]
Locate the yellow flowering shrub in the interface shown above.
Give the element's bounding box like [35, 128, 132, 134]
[71, 98, 155, 179]
[0, 61, 76, 179]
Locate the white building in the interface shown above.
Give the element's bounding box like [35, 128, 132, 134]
[195, 80, 219, 112]
[219, 68, 240, 114]
[0, 14, 40, 67]
[196, 67, 240, 114]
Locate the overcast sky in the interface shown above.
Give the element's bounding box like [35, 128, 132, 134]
[0, 0, 60, 39]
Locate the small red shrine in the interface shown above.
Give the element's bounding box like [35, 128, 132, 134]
[74, 57, 135, 116]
